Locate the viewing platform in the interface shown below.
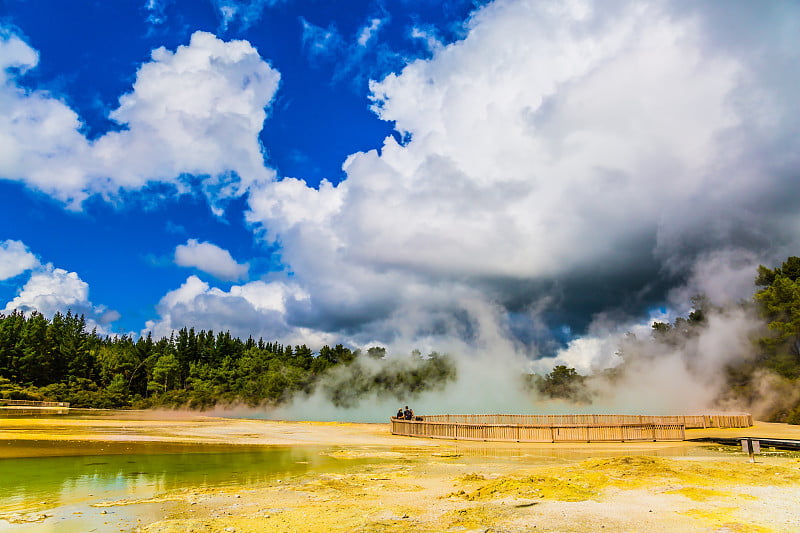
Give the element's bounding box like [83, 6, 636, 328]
[390, 413, 753, 443]
[0, 399, 70, 415]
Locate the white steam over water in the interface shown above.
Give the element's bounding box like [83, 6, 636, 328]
[225, 287, 766, 423]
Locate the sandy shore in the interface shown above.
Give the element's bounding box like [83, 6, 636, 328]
[2, 413, 800, 532]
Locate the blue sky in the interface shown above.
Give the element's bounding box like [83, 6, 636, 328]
[1, 0, 799, 370]
[0, 0, 476, 329]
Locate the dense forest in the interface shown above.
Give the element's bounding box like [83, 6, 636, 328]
[1, 258, 799, 424]
[0, 313, 455, 409]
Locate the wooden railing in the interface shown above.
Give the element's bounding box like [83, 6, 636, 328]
[391, 413, 752, 443]
[0, 399, 70, 408]
[391, 419, 685, 442]
[418, 413, 752, 429]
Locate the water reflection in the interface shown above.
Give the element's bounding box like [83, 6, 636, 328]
[0, 442, 346, 515]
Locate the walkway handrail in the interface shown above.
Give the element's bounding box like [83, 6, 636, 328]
[0, 399, 70, 408]
[417, 413, 752, 429]
[390, 413, 752, 443]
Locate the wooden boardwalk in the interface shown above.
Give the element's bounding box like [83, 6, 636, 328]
[0, 398, 70, 415]
[391, 413, 752, 443]
[0, 399, 70, 408]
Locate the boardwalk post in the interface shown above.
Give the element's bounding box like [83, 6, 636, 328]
[741, 438, 760, 463]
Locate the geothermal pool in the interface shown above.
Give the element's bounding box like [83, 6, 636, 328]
[0, 440, 357, 533]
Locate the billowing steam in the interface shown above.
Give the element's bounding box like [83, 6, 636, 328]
[233, 254, 772, 423]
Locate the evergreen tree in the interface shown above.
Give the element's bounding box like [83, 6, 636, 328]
[754, 257, 800, 379]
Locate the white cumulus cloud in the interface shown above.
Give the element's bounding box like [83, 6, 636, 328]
[3, 267, 90, 317]
[144, 275, 331, 345]
[0, 239, 40, 280]
[174, 239, 249, 281]
[0, 30, 280, 207]
[0, 240, 119, 331]
[2, 264, 117, 329]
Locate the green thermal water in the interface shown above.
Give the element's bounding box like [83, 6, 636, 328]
[0, 440, 353, 533]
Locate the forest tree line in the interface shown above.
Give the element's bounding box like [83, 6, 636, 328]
[0, 313, 455, 409]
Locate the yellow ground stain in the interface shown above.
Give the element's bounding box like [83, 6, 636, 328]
[681, 508, 774, 532]
[452, 473, 600, 502]
[441, 504, 504, 529]
[457, 455, 800, 500]
[664, 486, 755, 502]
